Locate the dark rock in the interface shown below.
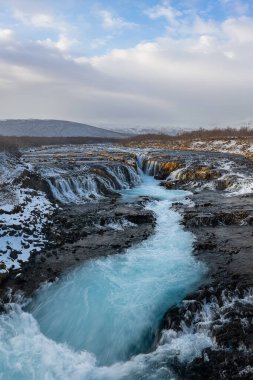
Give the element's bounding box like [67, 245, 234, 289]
[9, 251, 19, 260]
[14, 170, 55, 202]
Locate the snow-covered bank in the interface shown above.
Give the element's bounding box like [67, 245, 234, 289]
[0, 152, 53, 276]
[0, 188, 53, 274]
[190, 139, 253, 159]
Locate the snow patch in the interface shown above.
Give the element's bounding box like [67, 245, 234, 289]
[0, 188, 53, 273]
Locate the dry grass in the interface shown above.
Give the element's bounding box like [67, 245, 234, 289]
[121, 127, 253, 145]
[0, 136, 120, 153]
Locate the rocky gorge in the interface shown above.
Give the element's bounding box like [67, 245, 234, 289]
[0, 144, 253, 379]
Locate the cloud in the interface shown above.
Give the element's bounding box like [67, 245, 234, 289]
[100, 10, 136, 29]
[145, 3, 182, 26]
[220, 0, 250, 15]
[13, 8, 68, 33]
[37, 34, 78, 52]
[0, 28, 15, 43]
[193, 17, 219, 35]
[2, 20, 253, 128]
[222, 17, 253, 43]
[0, 1, 253, 128]
[90, 35, 113, 50]
[234, 1, 250, 15]
[11, 6, 77, 53]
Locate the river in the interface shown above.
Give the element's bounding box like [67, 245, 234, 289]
[0, 172, 209, 379]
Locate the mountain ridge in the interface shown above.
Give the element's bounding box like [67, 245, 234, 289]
[0, 119, 129, 139]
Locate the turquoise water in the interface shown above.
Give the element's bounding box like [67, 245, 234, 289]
[0, 174, 206, 380]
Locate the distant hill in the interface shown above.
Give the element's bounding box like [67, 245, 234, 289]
[0, 119, 129, 139]
[122, 127, 187, 136]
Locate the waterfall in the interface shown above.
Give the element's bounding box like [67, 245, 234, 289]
[136, 154, 162, 176]
[44, 163, 141, 204]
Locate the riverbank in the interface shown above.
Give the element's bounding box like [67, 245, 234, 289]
[121, 134, 253, 161]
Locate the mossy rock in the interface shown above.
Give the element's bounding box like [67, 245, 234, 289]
[178, 166, 221, 181]
[154, 161, 183, 179]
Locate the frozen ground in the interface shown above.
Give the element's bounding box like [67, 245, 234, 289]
[0, 153, 53, 276]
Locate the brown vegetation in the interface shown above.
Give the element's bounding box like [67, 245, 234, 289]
[121, 127, 253, 145]
[0, 135, 120, 153]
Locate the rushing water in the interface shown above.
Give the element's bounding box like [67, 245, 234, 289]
[0, 174, 208, 380]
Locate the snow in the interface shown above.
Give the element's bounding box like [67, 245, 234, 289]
[107, 219, 136, 231]
[0, 152, 54, 274]
[0, 188, 53, 273]
[0, 205, 14, 213]
[190, 139, 251, 156]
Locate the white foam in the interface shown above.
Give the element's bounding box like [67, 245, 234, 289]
[107, 219, 136, 231]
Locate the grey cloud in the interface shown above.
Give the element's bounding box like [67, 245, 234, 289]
[1, 16, 253, 129]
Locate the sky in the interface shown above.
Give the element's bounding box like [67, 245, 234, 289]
[0, 0, 253, 130]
